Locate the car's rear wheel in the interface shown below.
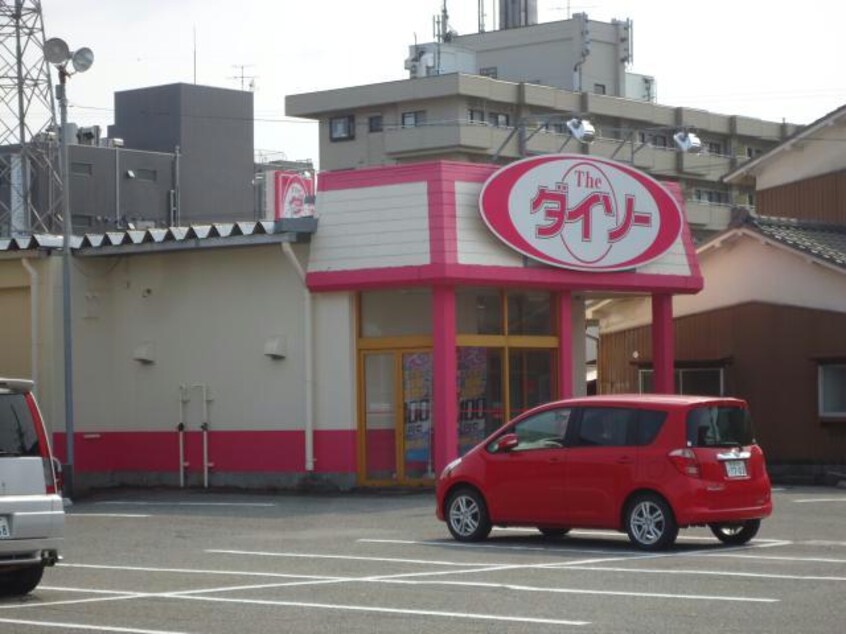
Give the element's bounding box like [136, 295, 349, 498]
[446, 487, 491, 542]
[625, 494, 678, 551]
[709, 519, 761, 545]
[0, 563, 45, 596]
[538, 527, 571, 539]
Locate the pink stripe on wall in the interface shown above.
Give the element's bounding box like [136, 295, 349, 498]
[53, 430, 357, 474]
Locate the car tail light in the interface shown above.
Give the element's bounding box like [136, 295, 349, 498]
[668, 448, 701, 478]
[42, 458, 58, 494]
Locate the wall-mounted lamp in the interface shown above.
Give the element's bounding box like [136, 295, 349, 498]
[264, 336, 287, 360]
[133, 341, 156, 365]
[126, 169, 136, 179]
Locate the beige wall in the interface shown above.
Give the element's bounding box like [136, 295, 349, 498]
[313, 291, 356, 430]
[67, 245, 307, 433]
[754, 118, 846, 190]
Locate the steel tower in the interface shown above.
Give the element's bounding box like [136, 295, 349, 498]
[0, 0, 61, 236]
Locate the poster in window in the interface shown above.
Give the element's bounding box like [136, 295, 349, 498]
[458, 347, 489, 454]
[403, 353, 432, 469]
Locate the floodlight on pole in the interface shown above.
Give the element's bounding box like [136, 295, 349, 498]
[45, 36, 94, 499]
[673, 129, 702, 154]
[566, 118, 596, 144]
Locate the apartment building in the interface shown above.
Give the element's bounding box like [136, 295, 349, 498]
[287, 12, 798, 238]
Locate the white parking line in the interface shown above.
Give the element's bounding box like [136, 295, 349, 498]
[804, 541, 846, 547]
[61, 562, 331, 581]
[207, 549, 509, 567]
[698, 553, 846, 564]
[793, 498, 846, 503]
[561, 565, 846, 582]
[359, 538, 644, 556]
[95, 501, 275, 508]
[491, 527, 789, 543]
[174, 594, 591, 626]
[0, 617, 189, 634]
[68, 514, 152, 519]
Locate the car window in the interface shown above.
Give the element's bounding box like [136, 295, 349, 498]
[0, 393, 40, 457]
[575, 407, 635, 447]
[490, 408, 571, 452]
[687, 406, 754, 447]
[636, 409, 667, 446]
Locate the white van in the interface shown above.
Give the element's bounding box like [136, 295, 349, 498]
[0, 378, 64, 596]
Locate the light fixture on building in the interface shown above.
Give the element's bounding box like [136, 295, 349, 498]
[673, 129, 702, 154]
[566, 118, 596, 144]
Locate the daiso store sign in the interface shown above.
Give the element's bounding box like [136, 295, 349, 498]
[479, 154, 683, 271]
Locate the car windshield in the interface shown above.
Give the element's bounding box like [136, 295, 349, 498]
[0, 393, 40, 457]
[686, 406, 754, 447]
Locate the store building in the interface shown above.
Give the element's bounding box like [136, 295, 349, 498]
[1, 154, 702, 490]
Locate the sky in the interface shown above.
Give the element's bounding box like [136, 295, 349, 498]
[39, 0, 846, 166]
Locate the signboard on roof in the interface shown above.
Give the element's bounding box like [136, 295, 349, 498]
[479, 154, 683, 272]
[268, 171, 314, 220]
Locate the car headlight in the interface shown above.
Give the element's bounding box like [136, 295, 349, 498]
[440, 457, 462, 479]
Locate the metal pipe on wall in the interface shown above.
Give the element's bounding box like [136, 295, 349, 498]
[281, 243, 315, 471]
[21, 257, 39, 396]
[178, 384, 188, 487]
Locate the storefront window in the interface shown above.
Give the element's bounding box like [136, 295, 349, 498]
[457, 348, 504, 454]
[360, 289, 432, 337]
[509, 349, 555, 416]
[456, 287, 502, 335]
[507, 291, 553, 335]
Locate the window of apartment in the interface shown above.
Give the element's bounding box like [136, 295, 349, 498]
[71, 162, 93, 176]
[593, 83, 607, 95]
[651, 134, 668, 148]
[819, 364, 846, 418]
[401, 110, 426, 128]
[479, 66, 498, 79]
[368, 115, 383, 133]
[639, 367, 724, 396]
[468, 109, 486, 124]
[329, 115, 355, 141]
[746, 146, 763, 159]
[488, 112, 510, 128]
[694, 188, 730, 205]
[706, 141, 723, 155]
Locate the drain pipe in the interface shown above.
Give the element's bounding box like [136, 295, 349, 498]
[281, 243, 315, 472]
[191, 384, 212, 488]
[21, 258, 39, 396]
[178, 385, 188, 487]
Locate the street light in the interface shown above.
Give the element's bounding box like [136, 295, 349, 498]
[45, 37, 94, 499]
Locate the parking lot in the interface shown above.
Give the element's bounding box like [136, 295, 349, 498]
[1, 486, 844, 633]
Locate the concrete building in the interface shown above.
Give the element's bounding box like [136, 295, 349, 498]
[287, 14, 798, 239]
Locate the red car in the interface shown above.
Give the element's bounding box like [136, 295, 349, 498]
[436, 395, 772, 550]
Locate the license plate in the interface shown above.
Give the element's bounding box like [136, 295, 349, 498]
[725, 460, 748, 478]
[0, 517, 9, 539]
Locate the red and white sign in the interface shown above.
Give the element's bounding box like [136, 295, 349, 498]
[479, 154, 683, 271]
[270, 171, 314, 220]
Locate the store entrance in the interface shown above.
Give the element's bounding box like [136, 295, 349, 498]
[360, 349, 434, 485]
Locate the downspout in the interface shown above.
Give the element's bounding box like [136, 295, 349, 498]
[281, 242, 315, 472]
[21, 257, 38, 395]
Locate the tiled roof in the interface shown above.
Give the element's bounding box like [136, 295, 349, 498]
[747, 215, 846, 270]
[0, 218, 316, 255]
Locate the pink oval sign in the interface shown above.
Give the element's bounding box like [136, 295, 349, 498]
[479, 154, 683, 272]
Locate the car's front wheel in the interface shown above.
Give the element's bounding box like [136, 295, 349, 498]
[446, 487, 491, 542]
[625, 494, 678, 551]
[709, 519, 760, 545]
[0, 563, 45, 596]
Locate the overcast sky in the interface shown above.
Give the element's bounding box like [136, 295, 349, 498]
[40, 0, 845, 166]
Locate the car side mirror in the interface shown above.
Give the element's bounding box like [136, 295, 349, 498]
[496, 433, 519, 453]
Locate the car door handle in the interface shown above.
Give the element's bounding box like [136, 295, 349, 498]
[616, 456, 634, 464]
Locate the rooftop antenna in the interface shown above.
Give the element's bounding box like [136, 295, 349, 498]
[478, 0, 485, 32]
[229, 64, 256, 91]
[0, 0, 63, 236]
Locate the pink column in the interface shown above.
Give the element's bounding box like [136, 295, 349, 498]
[432, 285, 458, 474]
[651, 294, 675, 394]
[558, 291, 574, 399]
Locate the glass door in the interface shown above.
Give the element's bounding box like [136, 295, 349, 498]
[360, 349, 433, 485]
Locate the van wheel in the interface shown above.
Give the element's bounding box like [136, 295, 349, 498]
[710, 520, 760, 545]
[446, 488, 491, 542]
[0, 564, 45, 596]
[538, 527, 571, 539]
[625, 494, 678, 551]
